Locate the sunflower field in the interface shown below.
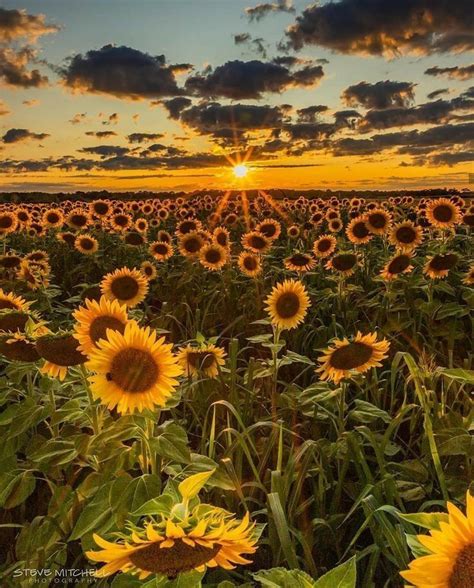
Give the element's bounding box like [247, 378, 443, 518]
[0, 193, 472, 588]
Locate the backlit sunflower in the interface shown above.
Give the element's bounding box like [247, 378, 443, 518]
[426, 198, 461, 229]
[400, 490, 474, 588]
[241, 231, 271, 254]
[72, 295, 128, 356]
[284, 252, 316, 273]
[86, 321, 183, 414]
[67, 209, 90, 230]
[75, 234, 99, 255]
[238, 252, 262, 277]
[57, 231, 76, 246]
[199, 243, 228, 271]
[325, 252, 358, 276]
[0, 289, 30, 312]
[149, 241, 174, 261]
[424, 253, 458, 280]
[101, 267, 149, 308]
[389, 221, 423, 251]
[366, 208, 392, 235]
[380, 253, 414, 281]
[140, 261, 157, 281]
[90, 199, 110, 218]
[0, 212, 17, 235]
[36, 333, 87, 380]
[346, 217, 373, 245]
[177, 343, 226, 378]
[178, 232, 205, 258]
[317, 331, 390, 384]
[313, 234, 337, 258]
[256, 219, 281, 241]
[265, 279, 310, 330]
[86, 471, 258, 580]
[328, 218, 343, 233]
[287, 225, 300, 239]
[213, 227, 231, 249]
[42, 208, 64, 228]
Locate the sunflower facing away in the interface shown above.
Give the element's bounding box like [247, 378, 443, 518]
[86, 321, 183, 414]
[177, 343, 226, 378]
[265, 279, 310, 330]
[73, 295, 128, 356]
[284, 252, 316, 273]
[424, 253, 458, 280]
[400, 490, 474, 588]
[101, 267, 149, 308]
[317, 331, 390, 384]
[36, 333, 88, 380]
[0, 289, 30, 312]
[86, 470, 258, 580]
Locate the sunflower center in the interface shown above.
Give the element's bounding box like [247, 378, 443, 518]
[430, 254, 458, 271]
[108, 348, 159, 393]
[129, 538, 220, 577]
[243, 256, 258, 271]
[260, 224, 276, 238]
[94, 202, 109, 215]
[275, 292, 300, 319]
[47, 213, 59, 223]
[433, 204, 454, 223]
[396, 226, 416, 243]
[205, 249, 222, 264]
[329, 342, 373, 370]
[0, 299, 19, 310]
[111, 276, 139, 301]
[448, 542, 474, 588]
[71, 214, 87, 227]
[332, 254, 357, 271]
[184, 237, 201, 253]
[317, 239, 331, 252]
[89, 316, 126, 345]
[352, 222, 369, 239]
[125, 232, 145, 246]
[249, 235, 267, 249]
[216, 233, 228, 247]
[388, 255, 410, 274]
[368, 213, 386, 229]
[290, 254, 311, 267]
[154, 243, 169, 255]
[80, 238, 95, 250]
[0, 216, 13, 229]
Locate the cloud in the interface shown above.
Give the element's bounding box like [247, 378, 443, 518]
[2, 128, 49, 143]
[342, 81, 416, 109]
[0, 100, 10, 116]
[85, 130, 118, 138]
[0, 46, 49, 88]
[159, 97, 192, 119]
[245, 0, 295, 22]
[22, 99, 39, 107]
[185, 59, 324, 99]
[69, 113, 87, 125]
[424, 64, 474, 80]
[127, 132, 165, 143]
[426, 151, 474, 166]
[60, 44, 190, 100]
[0, 7, 59, 42]
[296, 104, 329, 122]
[79, 145, 130, 158]
[284, 0, 474, 56]
[233, 33, 268, 58]
[427, 88, 450, 100]
[100, 112, 119, 125]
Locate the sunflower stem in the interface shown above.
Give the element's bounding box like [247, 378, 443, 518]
[80, 365, 100, 436]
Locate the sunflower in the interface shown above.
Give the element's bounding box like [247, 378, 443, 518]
[424, 253, 458, 279]
[287, 225, 300, 239]
[265, 279, 310, 330]
[36, 333, 88, 380]
[177, 343, 226, 378]
[110, 213, 132, 232]
[199, 244, 228, 271]
[325, 252, 358, 276]
[241, 231, 271, 254]
[135, 218, 149, 233]
[123, 231, 147, 247]
[346, 217, 372, 245]
[389, 221, 423, 251]
[73, 295, 128, 356]
[178, 232, 205, 258]
[317, 331, 390, 384]
[75, 234, 99, 255]
[256, 219, 281, 241]
[86, 321, 182, 414]
[86, 472, 257, 580]
[0, 212, 17, 235]
[67, 209, 90, 230]
[42, 208, 64, 229]
[140, 261, 157, 281]
[328, 218, 343, 233]
[313, 234, 337, 258]
[149, 241, 174, 262]
[0, 289, 30, 312]
[157, 230, 172, 244]
[57, 231, 76, 246]
[176, 218, 202, 236]
[237, 252, 262, 277]
[463, 264, 474, 285]
[213, 227, 231, 249]
[380, 253, 414, 281]
[0, 332, 40, 362]
[284, 252, 316, 273]
[366, 208, 391, 235]
[400, 490, 474, 588]
[426, 198, 461, 229]
[101, 267, 148, 308]
[16, 260, 49, 291]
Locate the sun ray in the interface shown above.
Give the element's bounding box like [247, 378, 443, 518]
[258, 190, 289, 222]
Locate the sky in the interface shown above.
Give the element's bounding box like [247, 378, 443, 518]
[0, 0, 473, 193]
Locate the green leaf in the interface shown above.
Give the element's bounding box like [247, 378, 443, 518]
[0, 470, 36, 509]
[440, 368, 474, 384]
[313, 557, 356, 588]
[254, 567, 315, 587]
[131, 493, 175, 517]
[178, 469, 215, 500]
[398, 512, 449, 531]
[151, 422, 191, 464]
[70, 483, 113, 540]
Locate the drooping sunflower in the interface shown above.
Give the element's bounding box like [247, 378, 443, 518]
[86, 321, 183, 414]
[424, 253, 458, 280]
[366, 208, 392, 235]
[0, 332, 40, 362]
[426, 198, 461, 229]
[57, 231, 76, 246]
[199, 243, 228, 271]
[0, 310, 31, 334]
[317, 331, 390, 384]
[157, 230, 172, 244]
[380, 253, 414, 281]
[124, 231, 147, 247]
[149, 241, 174, 261]
[178, 232, 205, 258]
[284, 252, 316, 273]
[389, 221, 424, 251]
[0, 289, 30, 312]
[75, 234, 99, 255]
[237, 251, 262, 277]
[325, 252, 358, 276]
[140, 261, 157, 281]
[36, 333, 88, 380]
[265, 279, 310, 330]
[400, 490, 474, 588]
[101, 267, 149, 308]
[313, 234, 337, 258]
[177, 343, 226, 378]
[241, 231, 271, 254]
[72, 295, 128, 356]
[346, 217, 372, 245]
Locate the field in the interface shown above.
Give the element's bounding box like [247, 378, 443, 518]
[0, 193, 472, 588]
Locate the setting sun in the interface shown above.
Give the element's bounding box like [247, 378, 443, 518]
[233, 164, 249, 178]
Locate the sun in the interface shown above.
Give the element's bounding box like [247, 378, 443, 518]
[233, 164, 248, 178]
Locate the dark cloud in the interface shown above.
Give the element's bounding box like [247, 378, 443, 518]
[245, 0, 294, 22]
[60, 44, 189, 100]
[0, 47, 49, 88]
[102, 112, 119, 125]
[160, 97, 192, 119]
[342, 81, 416, 109]
[284, 0, 474, 56]
[426, 151, 474, 166]
[127, 132, 165, 143]
[85, 130, 118, 138]
[80, 145, 130, 158]
[296, 104, 329, 122]
[427, 88, 450, 100]
[0, 7, 59, 42]
[69, 113, 87, 125]
[233, 34, 268, 58]
[2, 128, 49, 143]
[185, 59, 324, 99]
[234, 33, 251, 45]
[425, 64, 474, 80]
